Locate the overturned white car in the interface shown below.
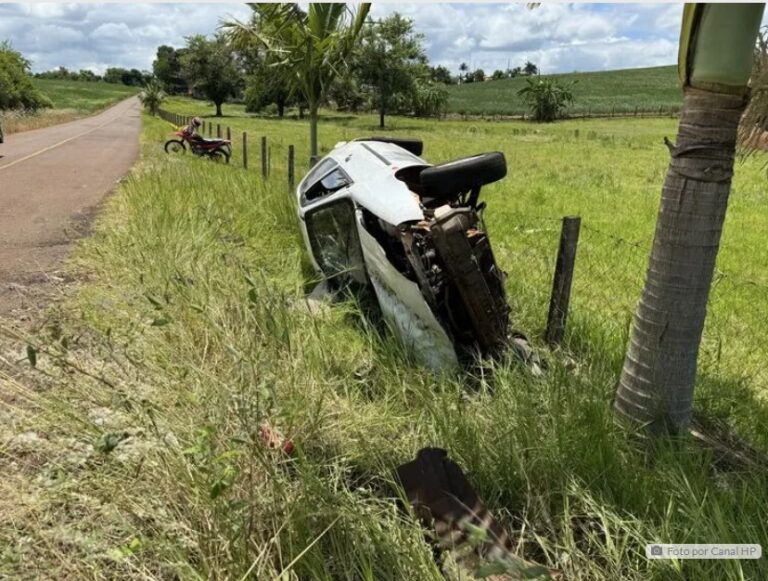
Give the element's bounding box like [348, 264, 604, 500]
[296, 137, 511, 371]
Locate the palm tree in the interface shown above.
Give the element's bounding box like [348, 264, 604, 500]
[138, 77, 166, 116]
[517, 77, 574, 122]
[224, 3, 370, 161]
[615, 4, 765, 436]
[459, 62, 468, 84]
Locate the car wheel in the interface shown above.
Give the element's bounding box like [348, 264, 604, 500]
[420, 152, 507, 199]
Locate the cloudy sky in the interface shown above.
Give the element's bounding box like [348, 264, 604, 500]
[0, 3, 713, 76]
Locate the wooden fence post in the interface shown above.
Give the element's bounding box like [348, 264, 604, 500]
[217, 124, 221, 138]
[226, 127, 231, 141]
[261, 136, 268, 178]
[288, 145, 295, 191]
[208, 122, 212, 137]
[545, 216, 581, 346]
[243, 132, 248, 169]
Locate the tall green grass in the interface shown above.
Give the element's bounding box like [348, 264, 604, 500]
[2, 112, 768, 580]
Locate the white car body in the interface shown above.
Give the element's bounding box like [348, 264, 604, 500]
[296, 139, 460, 370]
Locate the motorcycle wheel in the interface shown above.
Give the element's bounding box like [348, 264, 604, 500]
[210, 148, 230, 164]
[164, 139, 186, 154]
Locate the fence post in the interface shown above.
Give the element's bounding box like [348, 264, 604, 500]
[288, 145, 295, 191]
[217, 124, 221, 138]
[226, 127, 231, 141]
[242, 132, 248, 169]
[208, 122, 212, 137]
[261, 136, 268, 178]
[545, 216, 581, 346]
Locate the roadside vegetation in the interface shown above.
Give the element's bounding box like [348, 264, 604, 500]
[3, 107, 768, 579]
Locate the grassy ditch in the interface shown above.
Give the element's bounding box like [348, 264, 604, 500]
[1, 112, 767, 580]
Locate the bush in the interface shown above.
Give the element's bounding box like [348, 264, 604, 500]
[0, 42, 52, 111]
[517, 77, 575, 122]
[138, 77, 166, 116]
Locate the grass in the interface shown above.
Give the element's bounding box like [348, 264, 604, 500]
[446, 65, 681, 117]
[0, 79, 138, 134]
[2, 103, 768, 580]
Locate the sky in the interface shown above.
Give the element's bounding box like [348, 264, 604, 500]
[0, 3, 712, 76]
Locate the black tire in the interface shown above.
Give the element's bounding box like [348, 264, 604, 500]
[165, 139, 186, 154]
[210, 148, 230, 163]
[420, 152, 507, 199]
[358, 136, 423, 156]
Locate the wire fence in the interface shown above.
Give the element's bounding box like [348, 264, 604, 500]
[156, 107, 767, 401]
[157, 108, 299, 190]
[495, 213, 768, 401]
[449, 104, 681, 122]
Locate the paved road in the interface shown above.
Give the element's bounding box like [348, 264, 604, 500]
[0, 97, 141, 317]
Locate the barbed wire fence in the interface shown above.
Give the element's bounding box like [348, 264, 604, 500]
[156, 108, 300, 191]
[495, 212, 768, 401]
[155, 107, 768, 400]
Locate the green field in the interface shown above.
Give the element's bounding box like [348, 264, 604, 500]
[3, 104, 768, 580]
[1, 79, 138, 134]
[446, 65, 681, 116]
[32, 78, 138, 111]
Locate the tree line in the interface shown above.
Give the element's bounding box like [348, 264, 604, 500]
[34, 66, 151, 86]
[152, 9, 449, 129]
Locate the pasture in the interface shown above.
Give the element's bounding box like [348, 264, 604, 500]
[0, 79, 138, 134]
[445, 65, 681, 116]
[3, 103, 768, 580]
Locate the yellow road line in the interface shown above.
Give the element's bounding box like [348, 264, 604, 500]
[0, 104, 132, 172]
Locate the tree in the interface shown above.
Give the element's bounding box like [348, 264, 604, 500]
[138, 77, 166, 116]
[471, 69, 485, 83]
[153, 45, 187, 94]
[430, 65, 453, 85]
[491, 69, 506, 81]
[459, 62, 468, 83]
[517, 78, 574, 122]
[225, 3, 370, 160]
[411, 78, 448, 118]
[103, 67, 125, 84]
[523, 61, 538, 76]
[0, 42, 52, 110]
[614, 4, 765, 436]
[354, 13, 427, 128]
[180, 34, 242, 117]
[507, 66, 522, 78]
[328, 73, 365, 113]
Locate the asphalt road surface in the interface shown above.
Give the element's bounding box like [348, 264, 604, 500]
[0, 97, 141, 318]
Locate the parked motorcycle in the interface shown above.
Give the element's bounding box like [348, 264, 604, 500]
[164, 128, 231, 163]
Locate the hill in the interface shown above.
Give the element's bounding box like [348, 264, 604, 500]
[446, 65, 681, 117]
[32, 78, 139, 112]
[2, 79, 138, 134]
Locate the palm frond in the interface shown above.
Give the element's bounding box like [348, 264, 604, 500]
[739, 26, 768, 155]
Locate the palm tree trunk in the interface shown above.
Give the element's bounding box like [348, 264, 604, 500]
[615, 3, 764, 436]
[615, 89, 746, 435]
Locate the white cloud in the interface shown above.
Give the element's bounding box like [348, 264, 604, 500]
[4, 2, 760, 77]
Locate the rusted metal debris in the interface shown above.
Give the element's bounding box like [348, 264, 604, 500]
[395, 447, 558, 580]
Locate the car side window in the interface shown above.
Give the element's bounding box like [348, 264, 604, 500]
[301, 162, 352, 206]
[305, 199, 363, 284]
